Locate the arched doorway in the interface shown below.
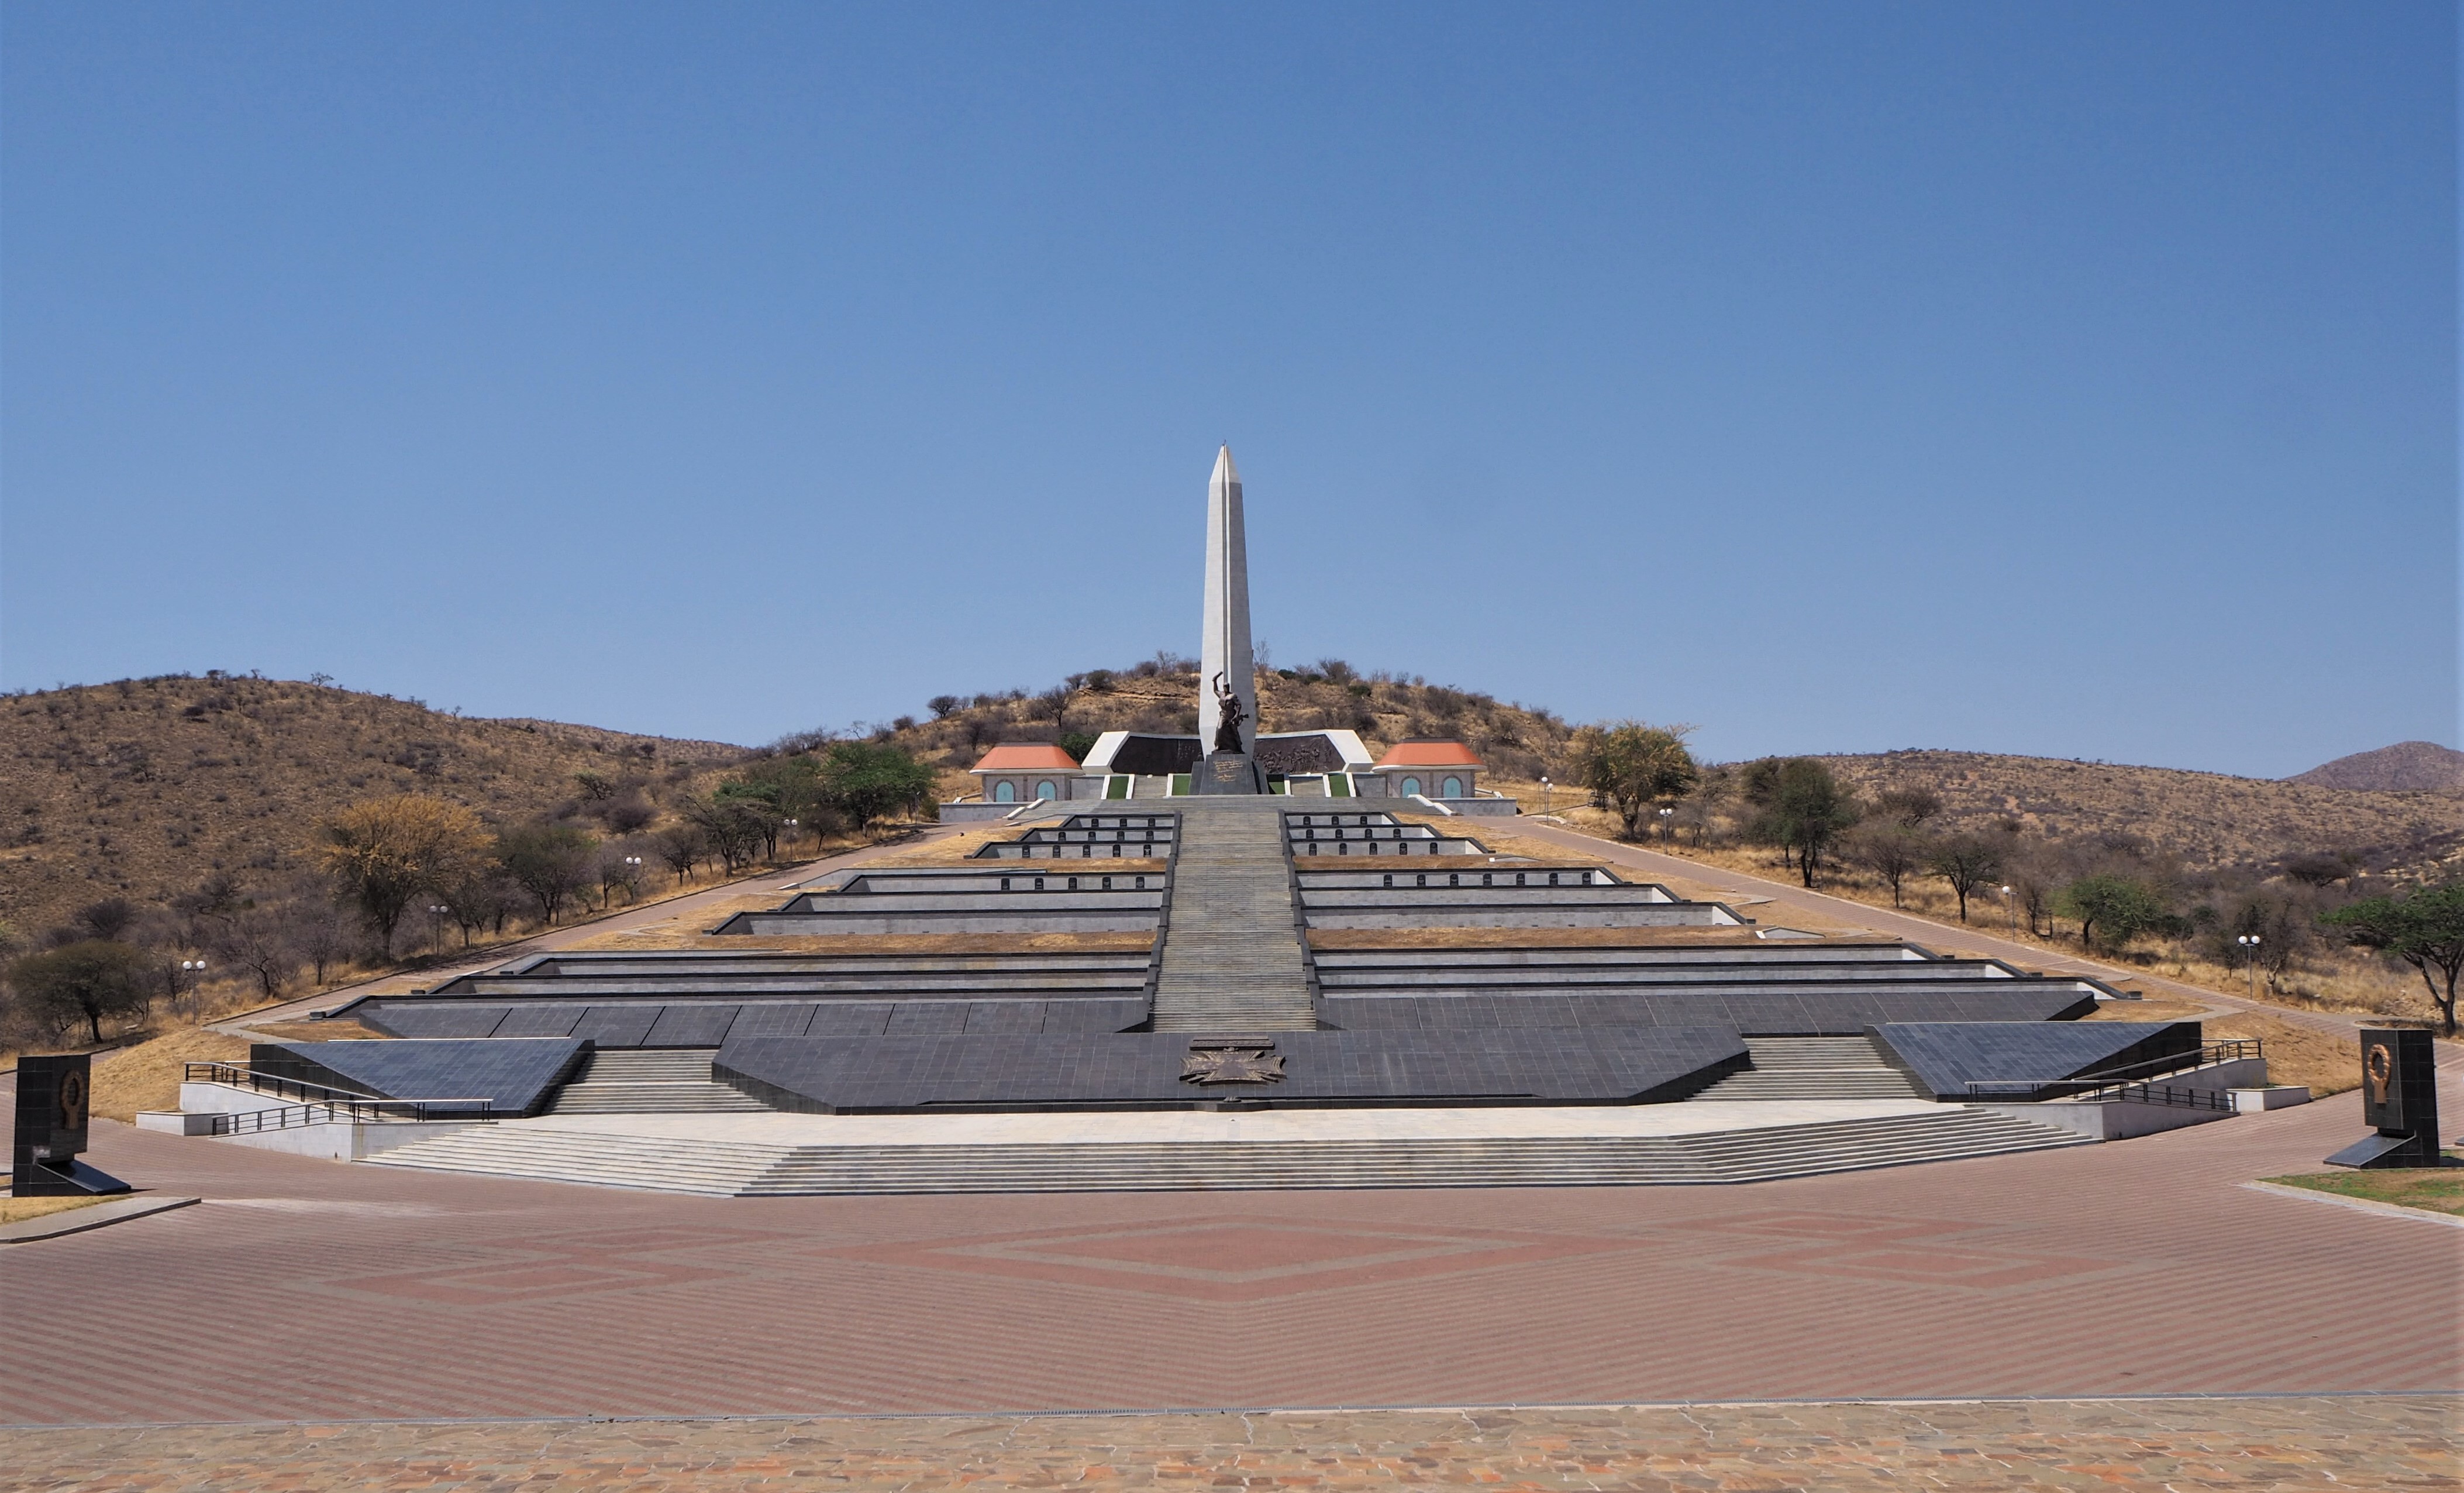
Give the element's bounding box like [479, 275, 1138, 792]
[1441, 776, 1463, 799]
[1401, 776, 1422, 797]
[1035, 780, 1057, 800]
[994, 782, 1016, 803]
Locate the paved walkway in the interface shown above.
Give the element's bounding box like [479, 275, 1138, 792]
[4, 1395, 2451, 1491]
[5, 1070, 2455, 1427]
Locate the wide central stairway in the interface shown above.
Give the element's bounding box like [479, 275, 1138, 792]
[1147, 801, 1317, 1032]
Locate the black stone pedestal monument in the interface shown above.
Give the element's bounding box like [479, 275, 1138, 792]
[1193, 751, 1264, 794]
[2325, 1027, 2444, 1169]
[11, 1053, 131, 1196]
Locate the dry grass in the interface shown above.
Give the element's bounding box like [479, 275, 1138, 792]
[2082, 996, 2359, 1095]
[0, 675, 749, 938]
[242, 1018, 386, 1042]
[87, 1026, 252, 1123]
[0, 1195, 106, 1224]
[2200, 1009, 2362, 1096]
[2264, 1160, 2464, 1216]
[1818, 749, 2464, 879]
[2082, 997, 2210, 1023]
[1631, 839, 2432, 1024]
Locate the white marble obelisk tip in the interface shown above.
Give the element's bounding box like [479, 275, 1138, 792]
[1198, 443, 1256, 757]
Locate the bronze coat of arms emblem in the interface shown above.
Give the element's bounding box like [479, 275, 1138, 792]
[1181, 1039, 1286, 1085]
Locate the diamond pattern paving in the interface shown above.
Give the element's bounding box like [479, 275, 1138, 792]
[0, 1083, 2455, 1432]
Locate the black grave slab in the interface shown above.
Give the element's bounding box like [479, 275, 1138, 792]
[962, 1002, 1049, 1034]
[249, 1039, 587, 1116]
[714, 1026, 1749, 1113]
[1041, 998, 1151, 1031]
[729, 1002, 821, 1037]
[1321, 987, 2094, 1036]
[884, 1002, 972, 1034]
[569, 1006, 661, 1047]
[645, 1004, 742, 1047]
[1869, 1021, 2202, 1100]
[805, 1003, 895, 1036]
[488, 1003, 590, 1038]
[360, 1003, 513, 1038]
[1106, 735, 1204, 776]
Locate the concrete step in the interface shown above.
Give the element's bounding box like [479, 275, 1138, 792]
[542, 1050, 776, 1114]
[363, 1108, 2089, 1195]
[1688, 1037, 1932, 1102]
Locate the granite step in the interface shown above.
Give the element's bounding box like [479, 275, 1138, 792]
[542, 1050, 775, 1115]
[1688, 1037, 1932, 1102]
[363, 1108, 2089, 1195]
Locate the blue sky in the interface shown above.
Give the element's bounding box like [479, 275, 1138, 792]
[4, 3, 2454, 777]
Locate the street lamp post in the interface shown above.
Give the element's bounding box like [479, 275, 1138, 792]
[2236, 934, 2261, 997]
[2000, 885, 2014, 935]
[428, 903, 451, 952]
[1657, 806, 1674, 844]
[179, 958, 208, 1019]
[623, 855, 643, 902]
[1540, 778, 1550, 816]
[781, 818, 799, 858]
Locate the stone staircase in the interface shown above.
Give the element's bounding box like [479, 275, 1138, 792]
[1688, 1037, 1932, 1102]
[541, 1049, 773, 1114]
[362, 1107, 2089, 1195]
[1150, 803, 1318, 1032]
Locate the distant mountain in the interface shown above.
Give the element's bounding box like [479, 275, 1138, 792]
[2287, 741, 2464, 794]
[1819, 749, 2460, 878]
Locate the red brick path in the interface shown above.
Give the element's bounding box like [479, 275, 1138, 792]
[3, 1081, 2456, 1427]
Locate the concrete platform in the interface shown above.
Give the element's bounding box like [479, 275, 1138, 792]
[485, 1097, 1951, 1147]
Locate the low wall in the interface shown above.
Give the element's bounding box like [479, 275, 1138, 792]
[168, 1081, 483, 1157]
[1979, 1099, 2229, 1141]
[178, 1081, 296, 1116]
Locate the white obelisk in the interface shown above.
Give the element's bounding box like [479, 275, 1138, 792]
[1198, 443, 1256, 759]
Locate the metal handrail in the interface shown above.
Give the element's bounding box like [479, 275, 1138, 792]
[1963, 1040, 2262, 1105]
[184, 1062, 494, 1122]
[205, 1099, 495, 1133]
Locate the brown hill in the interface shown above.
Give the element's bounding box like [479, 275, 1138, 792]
[0, 673, 748, 941]
[1814, 749, 2462, 878]
[875, 661, 1572, 786]
[2287, 740, 2464, 794]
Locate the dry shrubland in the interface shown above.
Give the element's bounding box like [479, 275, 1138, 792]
[0, 672, 748, 941]
[881, 658, 1572, 784]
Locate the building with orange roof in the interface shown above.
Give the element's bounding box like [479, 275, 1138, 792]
[969, 742, 1089, 805]
[1370, 739, 1484, 801]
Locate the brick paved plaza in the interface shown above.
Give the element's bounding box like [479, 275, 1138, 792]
[4, 1076, 2459, 1488]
